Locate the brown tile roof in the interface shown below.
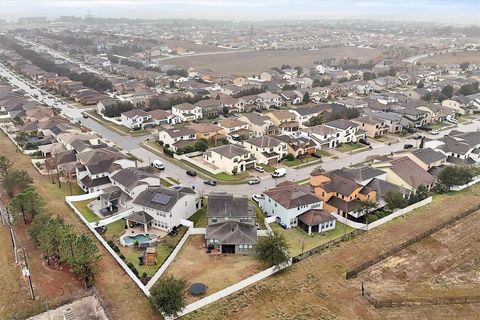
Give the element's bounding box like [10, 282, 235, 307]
[298, 209, 336, 226]
[264, 181, 321, 209]
[389, 156, 436, 188]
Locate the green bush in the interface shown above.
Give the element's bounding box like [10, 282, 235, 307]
[285, 153, 295, 161]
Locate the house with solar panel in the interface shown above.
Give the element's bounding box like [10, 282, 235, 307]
[129, 186, 200, 233]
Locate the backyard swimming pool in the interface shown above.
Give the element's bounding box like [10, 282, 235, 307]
[122, 234, 156, 245]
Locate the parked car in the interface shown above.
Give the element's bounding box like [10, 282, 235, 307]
[406, 127, 417, 133]
[254, 166, 265, 173]
[431, 130, 440, 135]
[403, 144, 414, 149]
[204, 180, 217, 186]
[359, 138, 370, 146]
[152, 159, 165, 170]
[251, 194, 264, 203]
[271, 168, 287, 178]
[82, 113, 89, 119]
[311, 152, 322, 159]
[248, 176, 261, 185]
[186, 170, 197, 177]
[413, 135, 422, 140]
[279, 222, 288, 229]
[418, 126, 432, 131]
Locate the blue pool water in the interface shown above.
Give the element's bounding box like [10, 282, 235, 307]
[123, 234, 155, 245]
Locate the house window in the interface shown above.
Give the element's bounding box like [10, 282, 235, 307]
[212, 218, 217, 223]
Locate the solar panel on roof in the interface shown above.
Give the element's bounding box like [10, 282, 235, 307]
[151, 193, 172, 205]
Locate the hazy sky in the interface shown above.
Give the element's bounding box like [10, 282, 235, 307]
[1, 0, 479, 25]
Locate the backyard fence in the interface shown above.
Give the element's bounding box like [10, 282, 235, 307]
[292, 228, 365, 263]
[346, 203, 480, 280]
[363, 288, 480, 308]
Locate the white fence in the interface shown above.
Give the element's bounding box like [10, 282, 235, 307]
[145, 228, 192, 290]
[368, 196, 433, 229]
[92, 208, 134, 227]
[65, 193, 150, 296]
[450, 176, 480, 191]
[189, 227, 206, 235]
[330, 212, 367, 229]
[174, 259, 293, 319]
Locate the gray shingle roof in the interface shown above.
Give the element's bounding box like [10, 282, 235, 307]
[207, 193, 255, 218]
[111, 167, 157, 190]
[411, 148, 447, 165]
[133, 186, 195, 212]
[205, 221, 257, 245]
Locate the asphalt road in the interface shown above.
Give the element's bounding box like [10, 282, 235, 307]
[1, 62, 479, 197]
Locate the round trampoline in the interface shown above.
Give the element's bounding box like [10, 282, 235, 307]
[189, 283, 207, 295]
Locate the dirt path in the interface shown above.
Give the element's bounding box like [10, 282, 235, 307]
[184, 185, 480, 320]
[0, 132, 160, 320]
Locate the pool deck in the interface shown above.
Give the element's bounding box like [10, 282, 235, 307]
[120, 226, 167, 246]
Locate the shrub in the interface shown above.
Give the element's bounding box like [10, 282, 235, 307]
[119, 254, 126, 260]
[285, 153, 295, 161]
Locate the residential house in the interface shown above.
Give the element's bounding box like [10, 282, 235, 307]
[203, 144, 256, 174]
[189, 123, 223, 141]
[273, 134, 316, 157]
[194, 99, 221, 118]
[299, 125, 340, 149]
[399, 148, 447, 171]
[288, 104, 329, 127]
[205, 193, 257, 254]
[171, 103, 201, 122]
[362, 110, 403, 133]
[323, 119, 366, 144]
[260, 181, 335, 234]
[120, 109, 153, 129]
[243, 136, 288, 164]
[239, 113, 278, 137]
[158, 127, 196, 152]
[371, 156, 436, 191]
[351, 116, 388, 138]
[310, 169, 377, 220]
[267, 110, 299, 133]
[131, 186, 200, 232]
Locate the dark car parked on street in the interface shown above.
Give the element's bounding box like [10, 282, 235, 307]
[186, 170, 197, 177]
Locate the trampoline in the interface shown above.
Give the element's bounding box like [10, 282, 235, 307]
[189, 283, 207, 295]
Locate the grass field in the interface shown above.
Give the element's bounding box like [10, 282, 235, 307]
[282, 156, 321, 168]
[271, 222, 354, 256]
[336, 142, 365, 153]
[0, 132, 160, 320]
[183, 183, 480, 320]
[72, 199, 101, 222]
[160, 235, 262, 304]
[188, 205, 208, 227]
[161, 47, 382, 75]
[421, 50, 480, 65]
[431, 122, 453, 130]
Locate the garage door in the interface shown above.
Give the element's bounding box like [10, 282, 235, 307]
[221, 245, 235, 254]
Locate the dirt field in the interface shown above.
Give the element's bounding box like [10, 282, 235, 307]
[357, 210, 480, 300]
[162, 47, 382, 75]
[0, 132, 160, 320]
[159, 39, 237, 54]
[183, 184, 480, 320]
[162, 235, 262, 303]
[421, 50, 480, 65]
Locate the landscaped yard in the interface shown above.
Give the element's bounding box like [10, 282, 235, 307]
[282, 155, 321, 168]
[160, 178, 173, 187]
[188, 205, 208, 227]
[257, 163, 276, 173]
[271, 222, 355, 256]
[72, 199, 101, 222]
[431, 122, 452, 130]
[318, 149, 333, 157]
[336, 142, 366, 153]
[249, 200, 266, 230]
[159, 235, 263, 303]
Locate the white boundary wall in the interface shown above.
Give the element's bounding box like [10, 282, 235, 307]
[65, 193, 150, 296]
[450, 176, 480, 191]
[174, 259, 293, 319]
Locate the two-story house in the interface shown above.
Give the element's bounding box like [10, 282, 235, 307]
[171, 103, 202, 122]
[121, 109, 154, 129]
[243, 136, 288, 164]
[203, 145, 257, 174]
[239, 113, 278, 137]
[323, 119, 366, 144]
[260, 181, 336, 234]
[351, 116, 388, 138]
[158, 127, 197, 152]
[205, 192, 257, 254]
[130, 185, 200, 232]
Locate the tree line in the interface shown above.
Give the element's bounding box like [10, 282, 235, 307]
[0, 35, 112, 92]
[0, 155, 101, 287]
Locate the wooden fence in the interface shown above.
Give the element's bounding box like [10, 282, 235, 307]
[346, 203, 480, 280]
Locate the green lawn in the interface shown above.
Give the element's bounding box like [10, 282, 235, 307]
[318, 149, 332, 157]
[188, 205, 208, 227]
[160, 178, 173, 187]
[336, 142, 365, 153]
[44, 181, 84, 198]
[431, 122, 452, 130]
[213, 171, 249, 181]
[72, 199, 101, 222]
[103, 219, 127, 239]
[249, 200, 266, 230]
[282, 156, 321, 168]
[271, 222, 354, 256]
[167, 176, 180, 184]
[257, 163, 276, 173]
